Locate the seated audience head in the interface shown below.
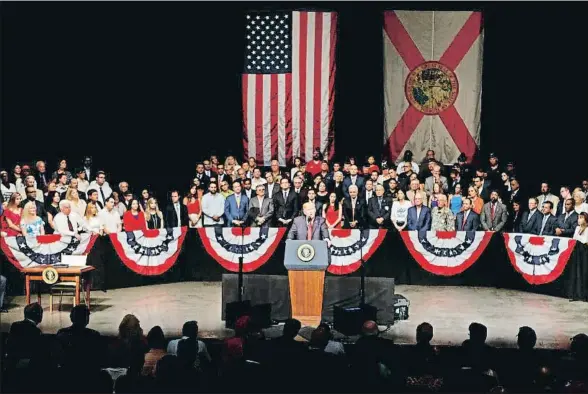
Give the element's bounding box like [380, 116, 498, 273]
[182, 320, 199, 339]
[282, 318, 301, 339]
[417, 322, 434, 344]
[118, 314, 143, 342]
[24, 302, 43, 325]
[147, 326, 166, 350]
[570, 333, 588, 361]
[517, 326, 537, 351]
[234, 315, 251, 338]
[70, 304, 90, 327]
[309, 327, 330, 350]
[361, 320, 379, 337]
[469, 322, 488, 344]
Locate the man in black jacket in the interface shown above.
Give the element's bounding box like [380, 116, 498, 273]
[5, 302, 43, 369]
[56, 304, 103, 370]
[272, 177, 299, 226]
[20, 186, 47, 224]
[164, 190, 189, 227]
[555, 199, 578, 237]
[368, 185, 391, 229]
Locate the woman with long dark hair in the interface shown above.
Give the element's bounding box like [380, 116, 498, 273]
[123, 199, 147, 231]
[322, 192, 343, 229]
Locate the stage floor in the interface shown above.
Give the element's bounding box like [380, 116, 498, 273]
[1, 282, 587, 349]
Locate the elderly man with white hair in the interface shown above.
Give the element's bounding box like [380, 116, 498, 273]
[53, 200, 83, 239]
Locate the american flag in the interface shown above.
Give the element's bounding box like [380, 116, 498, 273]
[242, 10, 338, 166]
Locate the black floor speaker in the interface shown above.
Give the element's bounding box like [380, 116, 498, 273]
[333, 304, 378, 336]
[224, 301, 272, 329]
[225, 300, 251, 329]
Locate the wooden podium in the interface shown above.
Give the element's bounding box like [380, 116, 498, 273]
[284, 240, 329, 327]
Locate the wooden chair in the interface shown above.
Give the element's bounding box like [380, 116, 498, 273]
[49, 255, 88, 312]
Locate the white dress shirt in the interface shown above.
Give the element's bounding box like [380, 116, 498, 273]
[573, 226, 588, 244]
[77, 179, 89, 193]
[365, 190, 373, 203]
[251, 177, 267, 189]
[201, 193, 225, 226]
[53, 212, 84, 236]
[88, 181, 113, 205]
[84, 216, 102, 234]
[98, 208, 121, 233]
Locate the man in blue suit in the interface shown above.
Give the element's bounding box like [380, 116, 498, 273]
[342, 165, 365, 198]
[224, 181, 249, 227]
[455, 198, 481, 231]
[407, 192, 432, 231]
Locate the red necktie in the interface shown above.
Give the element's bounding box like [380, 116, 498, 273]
[307, 221, 313, 240]
[67, 216, 74, 232]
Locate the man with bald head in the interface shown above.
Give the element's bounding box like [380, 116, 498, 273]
[368, 184, 392, 229]
[431, 194, 455, 231]
[287, 202, 330, 246]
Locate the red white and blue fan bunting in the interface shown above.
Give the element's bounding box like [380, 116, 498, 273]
[198, 227, 286, 272]
[0, 233, 98, 270]
[328, 229, 387, 275]
[401, 231, 493, 276]
[110, 227, 187, 276]
[503, 233, 576, 285]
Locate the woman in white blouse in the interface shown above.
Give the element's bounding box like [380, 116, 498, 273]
[573, 212, 588, 244]
[83, 202, 102, 235]
[76, 168, 90, 193]
[390, 189, 412, 231]
[573, 191, 588, 215]
[66, 188, 87, 218]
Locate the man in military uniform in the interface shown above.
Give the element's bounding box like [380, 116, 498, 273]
[431, 194, 455, 231]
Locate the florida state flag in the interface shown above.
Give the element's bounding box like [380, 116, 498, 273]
[383, 11, 484, 164]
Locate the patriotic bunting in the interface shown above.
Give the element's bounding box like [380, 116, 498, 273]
[327, 229, 387, 275]
[109, 227, 188, 276]
[503, 233, 576, 285]
[0, 233, 97, 270]
[198, 226, 286, 272]
[400, 231, 492, 276]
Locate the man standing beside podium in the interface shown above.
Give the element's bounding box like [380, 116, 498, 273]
[287, 202, 331, 247]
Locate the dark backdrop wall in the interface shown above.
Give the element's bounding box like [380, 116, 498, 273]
[2, 2, 587, 201]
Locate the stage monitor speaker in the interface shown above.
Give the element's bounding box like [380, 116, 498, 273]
[333, 304, 378, 336]
[225, 300, 251, 329]
[251, 303, 272, 329]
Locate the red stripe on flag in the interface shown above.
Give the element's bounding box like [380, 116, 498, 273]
[254, 75, 264, 163]
[385, 105, 424, 162]
[298, 12, 308, 161]
[438, 105, 478, 162]
[242, 75, 249, 159]
[438, 12, 483, 70]
[328, 13, 337, 160]
[383, 11, 426, 71]
[312, 13, 323, 156]
[270, 74, 279, 161]
[285, 73, 293, 165]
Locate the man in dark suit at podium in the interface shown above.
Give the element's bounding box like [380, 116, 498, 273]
[287, 202, 330, 246]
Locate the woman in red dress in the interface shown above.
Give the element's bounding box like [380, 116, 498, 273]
[183, 185, 202, 228]
[1, 193, 23, 236]
[322, 192, 343, 229]
[122, 199, 147, 232]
